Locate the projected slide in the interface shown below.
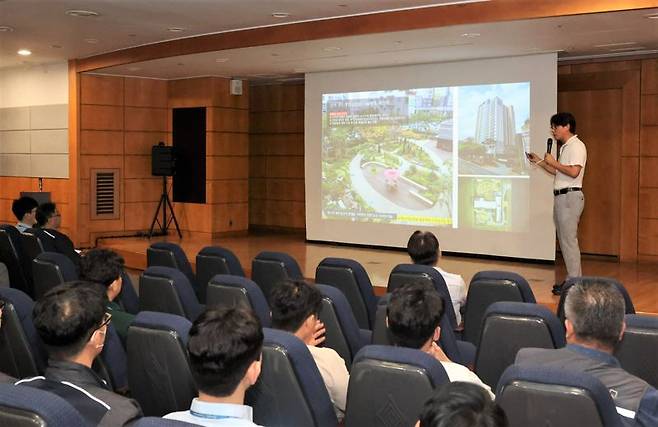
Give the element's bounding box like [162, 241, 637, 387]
[321, 82, 530, 231]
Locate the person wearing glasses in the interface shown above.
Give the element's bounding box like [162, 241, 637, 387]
[0, 299, 16, 383]
[17, 282, 142, 426]
[34, 202, 81, 268]
[526, 112, 586, 295]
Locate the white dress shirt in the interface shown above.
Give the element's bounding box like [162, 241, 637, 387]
[307, 345, 350, 421]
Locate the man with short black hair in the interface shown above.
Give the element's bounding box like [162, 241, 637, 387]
[11, 196, 38, 233]
[17, 282, 142, 426]
[416, 382, 508, 427]
[80, 249, 134, 343]
[34, 202, 80, 268]
[165, 307, 264, 426]
[387, 282, 492, 396]
[407, 230, 466, 325]
[269, 279, 349, 421]
[516, 281, 657, 426]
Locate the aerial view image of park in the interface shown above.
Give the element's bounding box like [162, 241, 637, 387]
[457, 82, 531, 176]
[321, 87, 455, 226]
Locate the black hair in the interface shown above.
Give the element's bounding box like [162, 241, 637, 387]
[407, 230, 440, 265]
[32, 281, 108, 359]
[80, 249, 125, 288]
[188, 307, 263, 397]
[387, 281, 443, 349]
[550, 112, 577, 134]
[419, 382, 508, 427]
[36, 202, 57, 228]
[269, 279, 323, 333]
[12, 196, 38, 222]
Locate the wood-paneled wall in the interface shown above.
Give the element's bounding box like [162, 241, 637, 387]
[639, 59, 658, 259]
[249, 83, 305, 230]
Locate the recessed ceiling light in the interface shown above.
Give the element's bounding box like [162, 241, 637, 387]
[65, 10, 99, 17]
[167, 27, 185, 32]
[128, 33, 137, 37]
[51, 44, 62, 49]
[84, 38, 99, 44]
[461, 32, 480, 38]
[177, 62, 184, 66]
[609, 46, 646, 52]
[215, 58, 229, 63]
[645, 13, 658, 19]
[272, 12, 290, 18]
[0, 25, 14, 32]
[594, 42, 637, 48]
[323, 46, 342, 52]
[17, 49, 31, 56]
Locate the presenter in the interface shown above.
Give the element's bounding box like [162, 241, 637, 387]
[527, 112, 586, 295]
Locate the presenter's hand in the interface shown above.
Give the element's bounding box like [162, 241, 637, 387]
[543, 153, 557, 167]
[526, 152, 541, 163]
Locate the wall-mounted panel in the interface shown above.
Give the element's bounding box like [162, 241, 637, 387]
[30, 130, 68, 154]
[0, 131, 30, 153]
[30, 154, 69, 178]
[30, 104, 68, 129]
[0, 107, 30, 130]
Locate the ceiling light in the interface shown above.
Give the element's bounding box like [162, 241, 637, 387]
[609, 46, 646, 52]
[645, 13, 658, 19]
[177, 62, 184, 66]
[337, 4, 348, 7]
[51, 44, 62, 49]
[0, 25, 14, 32]
[594, 42, 637, 48]
[128, 33, 137, 37]
[84, 38, 99, 44]
[323, 46, 342, 52]
[215, 58, 229, 63]
[17, 49, 31, 56]
[461, 33, 480, 38]
[272, 12, 290, 18]
[167, 27, 185, 32]
[65, 10, 99, 17]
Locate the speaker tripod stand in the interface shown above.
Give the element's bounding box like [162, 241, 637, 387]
[148, 176, 182, 238]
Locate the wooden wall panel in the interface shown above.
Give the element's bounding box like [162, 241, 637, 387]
[640, 126, 658, 156]
[639, 188, 658, 218]
[640, 157, 658, 188]
[168, 77, 215, 107]
[207, 132, 249, 156]
[642, 95, 658, 125]
[207, 157, 249, 180]
[80, 75, 124, 105]
[125, 178, 161, 203]
[80, 105, 124, 131]
[641, 59, 658, 95]
[125, 131, 169, 155]
[80, 131, 124, 155]
[207, 108, 249, 133]
[124, 107, 168, 132]
[638, 219, 658, 255]
[124, 78, 168, 107]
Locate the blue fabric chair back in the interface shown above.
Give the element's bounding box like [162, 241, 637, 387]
[497, 365, 624, 427]
[614, 314, 658, 388]
[147, 243, 200, 300]
[463, 270, 536, 345]
[557, 276, 635, 324]
[0, 287, 47, 377]
[206, 274, 271, 327]
[251, 251, 303, 298]
[316, 284, 369, 368]
[246, 328, 337, 427]
[139, 266, 202, 321]
[475, 301, 565, 390]
[0, 224, 30, 296]
[0, 383, 88, 427]
[127, 311, 195, 417]
[116, 271, 139, 315]
[315, 257, 378, 330]
[344, 345, 449, 427]
[31, 252, 78, 300]
[196, 246, 245, 290]
[97, 323, 128, 391]
[387, 264, 458, 329]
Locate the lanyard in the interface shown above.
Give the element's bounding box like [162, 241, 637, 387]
[191, 409, 243, 420]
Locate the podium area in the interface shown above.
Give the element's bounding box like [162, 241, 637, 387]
[98, 231, 658, 315]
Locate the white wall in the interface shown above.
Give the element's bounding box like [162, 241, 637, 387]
[0, 62, 68, 108]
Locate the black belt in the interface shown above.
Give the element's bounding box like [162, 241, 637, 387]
[554, 187, 582, 196]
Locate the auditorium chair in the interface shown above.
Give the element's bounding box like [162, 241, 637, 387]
[127, 311, 196, 417]
[474, 302, 565, 390]
[615, 314, 658, 388]
[371, 293, 475, 366]
[95, 322, 129, 392]
[139, 266, 203, 321]
[386, 263, 459, 330]
[0, 288, 47, 378]
[0, 224, 30, 296]
[251, 251, 304, 298]
[496, 365, 625, 427]
[462, 270, 536, 345]
[116, 271, 140, 315]
[19, 231, 44, 288]
[344, 345, 450, 427]
[557, 276, 635, 323]
[195, 245, 245, 288]
[315, 257, 379, 330]
[31, 252, 78, 300]
[316, 284, 370, 368]
[206, 274, 271, 327]
[246, 328, 338, 427]
[0, 383, 88, 427]
[147, 242, 204, 302]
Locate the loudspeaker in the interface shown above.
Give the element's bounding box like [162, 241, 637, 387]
[151, 144, 175, 176]
[230, 79, 243, 95]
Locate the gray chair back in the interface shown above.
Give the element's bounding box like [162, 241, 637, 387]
[615, 314, 658, 388]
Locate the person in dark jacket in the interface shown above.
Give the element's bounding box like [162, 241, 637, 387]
[34, 202, 81, 268]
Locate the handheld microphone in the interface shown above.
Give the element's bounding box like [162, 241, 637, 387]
[546, 138, 553, 154]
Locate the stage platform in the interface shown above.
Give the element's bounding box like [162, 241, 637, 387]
[98, 231, 658, 314]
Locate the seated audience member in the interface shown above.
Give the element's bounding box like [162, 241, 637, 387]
[11, 196, 38, 233]
[407, 231, 466, 325]
[165, 307, 264, 426]
[387, 282, 492, 396]
[516, 281, 658, 426]
[269, 279, 349, 420]
[80, 249, 135, 343]
[18, 282, 142, 426]
[0, 299, 16, 383]
[416, 382, 508, 427]
[35, 202, 81, 267]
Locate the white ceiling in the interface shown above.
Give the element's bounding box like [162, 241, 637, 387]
[1, 1, 657, 80]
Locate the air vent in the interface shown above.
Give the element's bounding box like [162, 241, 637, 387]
[91, 169, 120, 220]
